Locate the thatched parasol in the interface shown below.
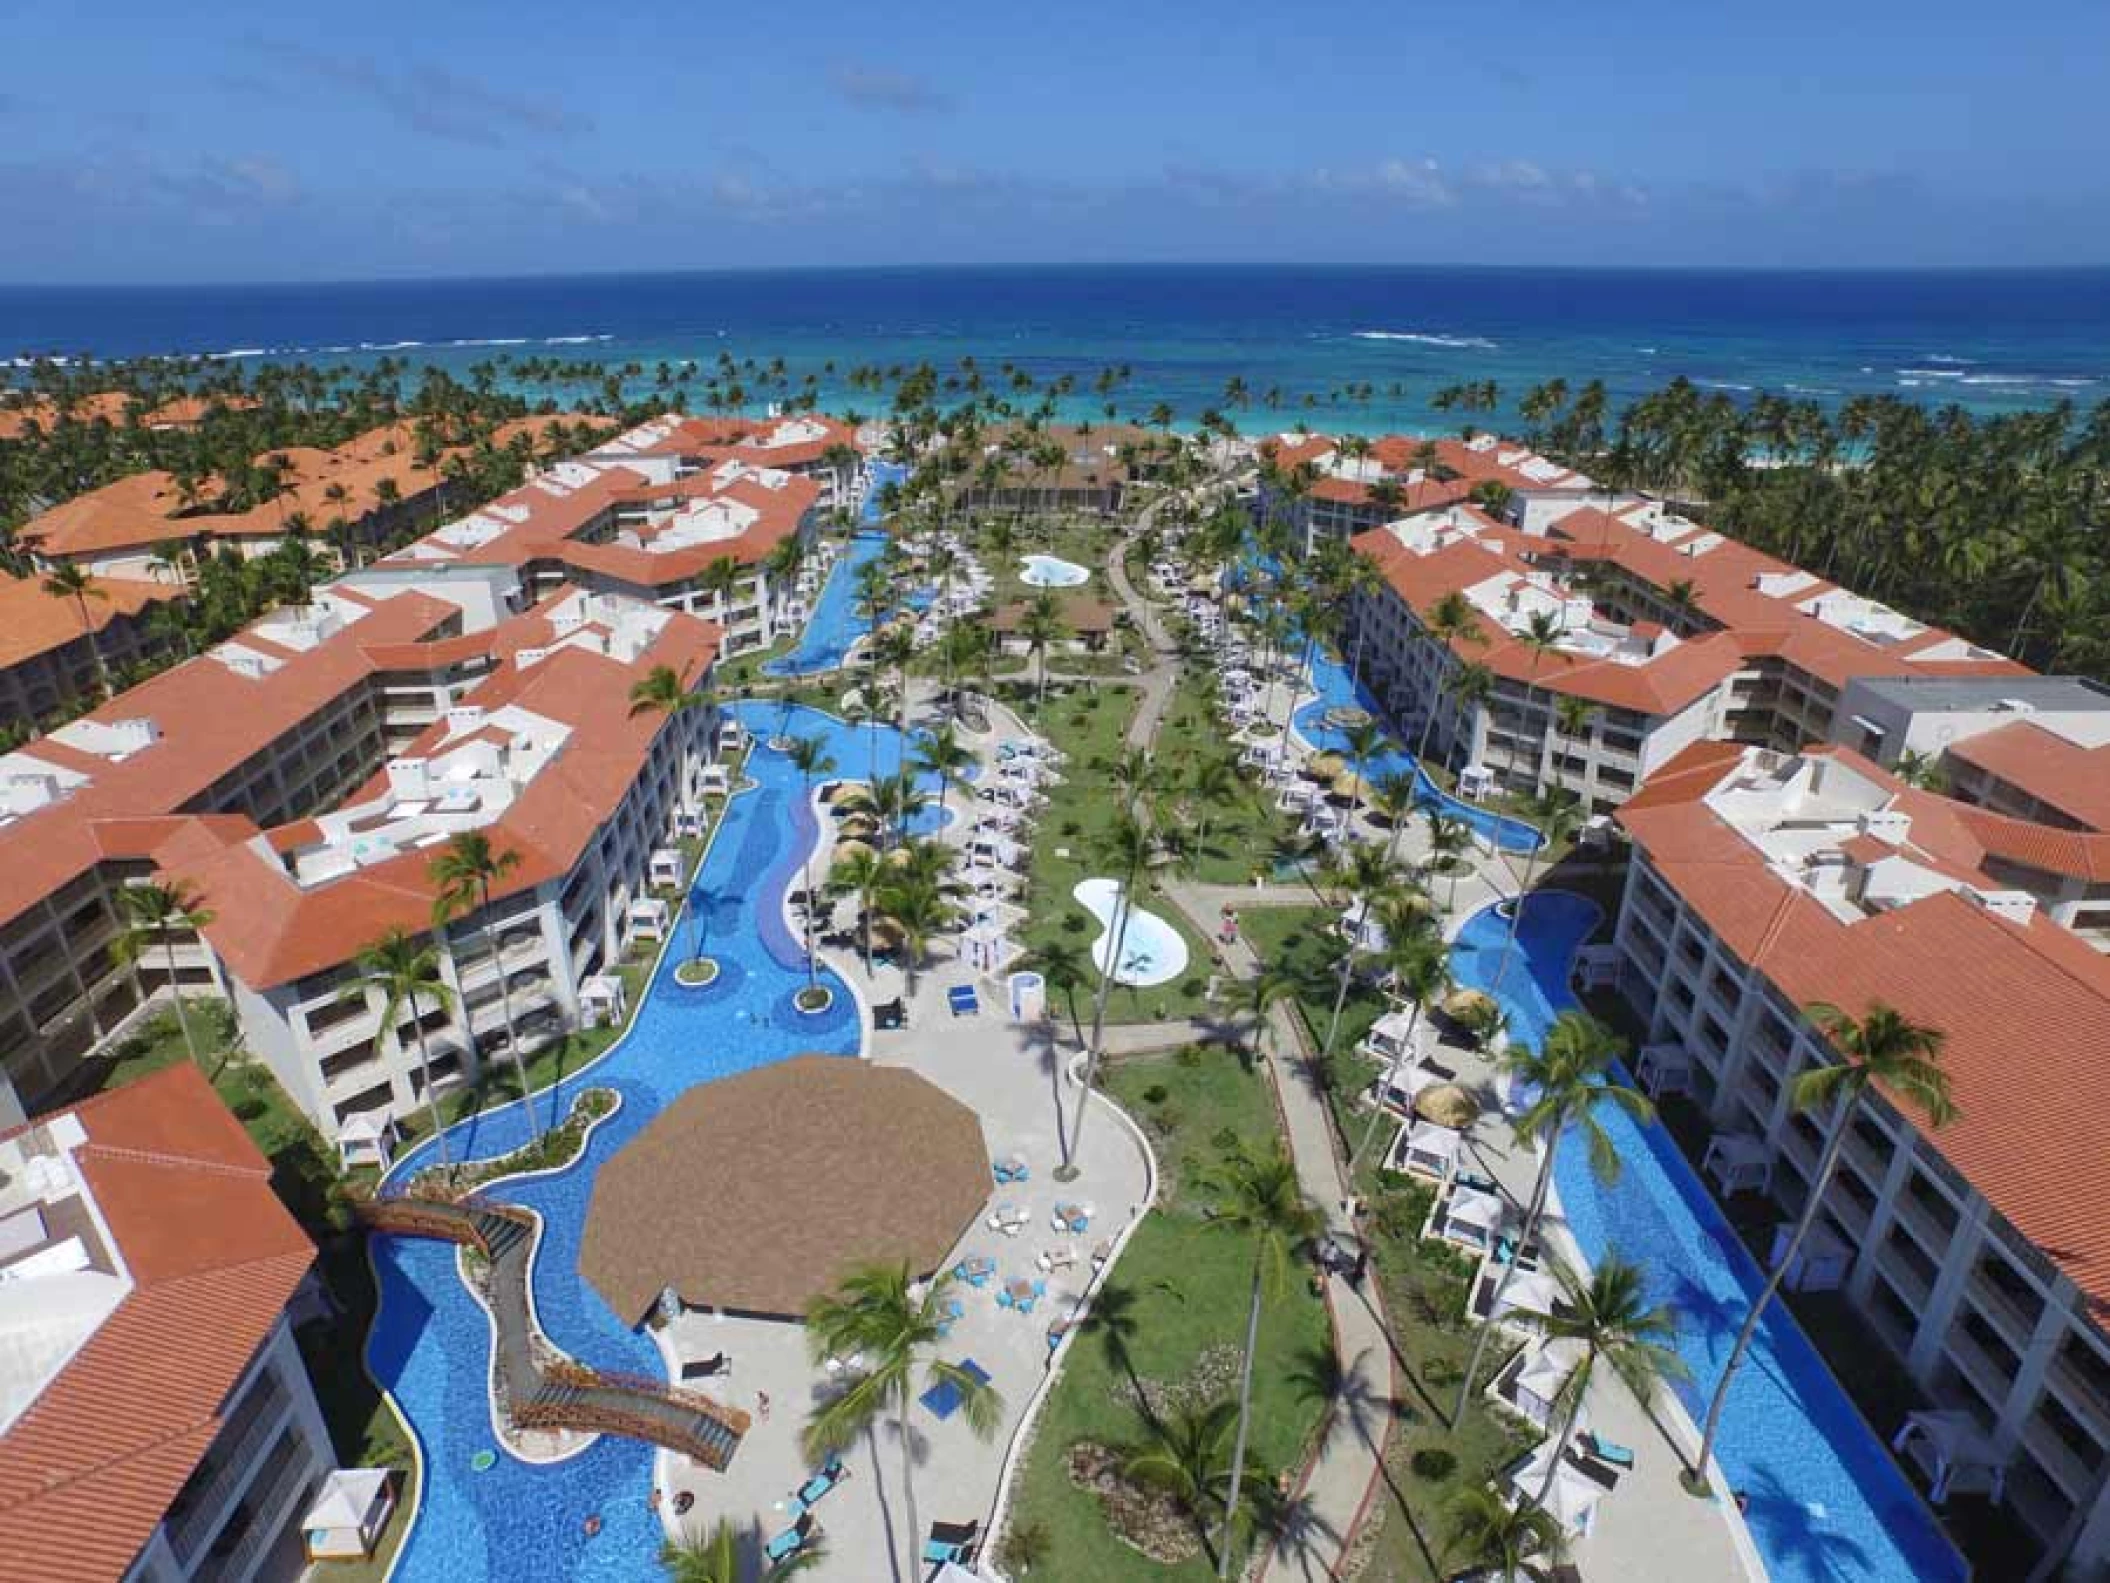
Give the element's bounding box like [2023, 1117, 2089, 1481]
[1414, 1082, 1480, 1129]
[832, 839, 876, 866]
[866, 917, 907, 952]
[1306, 752, 1347, 781]
[835, 812, 880, 839]
[1330, 771, 1372, 803]
[1442, 987, 1497, 1021]
[832, 784, 876, 812]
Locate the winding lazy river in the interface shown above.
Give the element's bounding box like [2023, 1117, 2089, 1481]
[364, 703, 947, 1581]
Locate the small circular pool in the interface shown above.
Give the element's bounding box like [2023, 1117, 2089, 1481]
[1020, 554, 1091, 588]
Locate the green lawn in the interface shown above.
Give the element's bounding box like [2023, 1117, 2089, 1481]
[1232, 907, 1542, 1580]
[1008, 680, 1218, 1024]
[1151, 664, 1295, 886]
[1003, 1049, 1332, 1578]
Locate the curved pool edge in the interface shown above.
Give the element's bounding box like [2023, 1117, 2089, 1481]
[1451, 889, 1970, 1583]
[1072, 875, 1191, 988]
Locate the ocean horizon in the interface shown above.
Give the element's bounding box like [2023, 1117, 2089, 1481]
[5, 262, 2109, 433]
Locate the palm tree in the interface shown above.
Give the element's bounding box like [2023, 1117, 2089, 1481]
[913, 723, 975, 825]
[1423, 810, 1472, 908]
[1025, 938, 1091, 1049]
[1893, 747, 1947, 792]
[1063, 811, 1158, 1176]
[1552, 694, 1600, 786]
[1346, 938, 1450, 1177]
[1439, 660, 1498, 775]
[875, 870, 955, 996]
[42, 561, 111, 697]
[1493, 789, 1584, 993]
[1114, 1397, 1270, 1557]
[802, 1263, 1002, 1583]
[1316, 842, 1398, 1063]
[1415, 591, 1485, 767]
[429, 831, 533, 1135]
[1456, 1011, 1655, 1422]
[627, 661, 711, 811]
[345, 927, 457, 1164]
[1020, 590, 1066, 706]
[660, 1520, 738, 1583]
[1370, 769, 1420, 865]
[1338, 718, 1388, 830]
[829, 845, 885, 978]
[1183, 755, 1243, 864]
[782, 736, 837, 990]
[1203, 1143, 1322, 1579]
[1685, 1001, 1955, 1491]
[1444, 1481, 1570, 1583]
[113, 880, 215, 1066]
[1506, 610, 1571, 798]
[1523, 1255, 1687, 1508]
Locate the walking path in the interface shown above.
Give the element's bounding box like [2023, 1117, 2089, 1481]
[1093, 513, 1394, 1579]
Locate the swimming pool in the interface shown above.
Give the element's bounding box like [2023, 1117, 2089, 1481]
[1450, 891, 1967, 1583]
[1073, 877, 1190, 987]
[1292, 643, 1542, 854]
[860, 459, 909, 524]
[762, 530, 938, 679]
[1019, 553, 1091, 588]
[366, 703, 941, 1582]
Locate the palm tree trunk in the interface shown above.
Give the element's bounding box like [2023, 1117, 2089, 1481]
[1217, 1265, 1266, 1579]
[483, 881, 534, 1138]
[1320, 895, 1376, 1056]
[164, 937, 201, 1065]
[897, 1402, 921, 1583]
[1066, 882, 1136, 1170]
[410, 1002, 450, 1166]
[1492, 841, 1546, 994]
[803, 849, 819, 989]
[1691, 1099, 1854, 1482]
[1457, 1134, 1560, 1424]
[1534, 1358, 1593, 1507]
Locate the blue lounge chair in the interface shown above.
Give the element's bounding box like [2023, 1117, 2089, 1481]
[1579, 1431, 1635, 1469]
[996, 1287, 1016, 1309]
[789, 1454, 847, 1513]
[923, 1519, 980, 1564]
[948, 984, 980, 1016]
[765, 1514, 815, 1562]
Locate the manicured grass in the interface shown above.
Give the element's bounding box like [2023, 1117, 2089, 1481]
[1004, 1049, 1332, 1579]
[1232, 907, 1543, 1580]
[1010, 681, 1218, 1025]
[1151, 664, 1296, 887]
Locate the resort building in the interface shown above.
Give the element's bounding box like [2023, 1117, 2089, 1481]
[1611, 740, 2110, 1563]
[0, 1061, 333, 1582]
[0, 391, 259, 440]
[0, 567, 721, 1139]
[1344, 494, 2027, 812]
[0, 571, 184, 726]
[944, 424, 1159, 518]
[391, 432, 828, 654]
[1260, 431, 1593, 552]
[589, 411, 863, 509]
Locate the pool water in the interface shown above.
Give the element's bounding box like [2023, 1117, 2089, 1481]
[762, 530, 935, 678]
[1450, 892, 1967, 1583]
[1293, 643, 1543, 854]
[1019, 553, 1091, 588]
[366, 702, 948, 1582]
[860, 459, 909, 524]
[1073, 877, 1189, 987]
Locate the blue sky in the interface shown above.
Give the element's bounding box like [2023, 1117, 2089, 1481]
[4, 0, 2108, 282]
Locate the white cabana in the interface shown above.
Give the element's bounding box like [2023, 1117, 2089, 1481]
[1892, 1410, 2010, 1505]
[1338, 906, 1389, 955]
[1487, 1263, 1565, 1327]
[626, 895, 671, 942]
[1767, 1219, 1854, 1293]
[1390, 1117, 1463, 1179]
[1439, 1183, 1507, 1250]
[962, 922, 1014, 974]
[1636, 1041, 1695, 1098]
[1510, 1337, 1586, 1430]
[303, 1468, 395, 1561]
[969, 834, 1025, 868]
[1362, 1008, 1418, 1062]
[580, 973, 627, 1028]
[1577, 941, 1624, 989]
[1458, 763, 1496, 802]
[1509, 1441, 1610, 1537]
[649, 847, 686, 889]
[335, 1110, 396, 1172]
[699, 763, 731, 797]
[1702, 1133, 1772, 1196]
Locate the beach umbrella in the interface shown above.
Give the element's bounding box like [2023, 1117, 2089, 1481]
[883, 846, 915, 868]
[1306, 752, 1346, 781]
[1442, 988, 1497, 1022]
[866, 917, 907, 952]
[832, 840, 876, 868]
[1414, 1082, 1480, 1129]
[831, 785, 876, 811]
[835, 812, 880, 838]
[1330, 771, 1373, 803]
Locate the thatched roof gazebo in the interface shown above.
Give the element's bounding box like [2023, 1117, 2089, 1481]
[581, 1056, 991, 1323]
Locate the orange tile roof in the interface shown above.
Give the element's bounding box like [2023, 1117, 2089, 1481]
[0, 572, 181, 670]
[0, 1063, 314, 1582]
[0, 392, 133, 439]
[1946, 722, 2110, 831]
[1618, 742, 2110, 1310]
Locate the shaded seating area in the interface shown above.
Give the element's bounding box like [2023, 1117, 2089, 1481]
[918, 1360, 992, 1420]
[302, 1468, 395, 1562]
[923, 1518, 981, 1566]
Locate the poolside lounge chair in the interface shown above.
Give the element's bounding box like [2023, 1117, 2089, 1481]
[948, 984, 980, 1017]
[789, 1453, 848, 1514]
[765, 1514, 817, 1562]
[1578, 1431, 1635, 1470]
[922, 1519, 980, 1565]
[872, 998, 908, 1030]
[680, 1352, 730, 1381]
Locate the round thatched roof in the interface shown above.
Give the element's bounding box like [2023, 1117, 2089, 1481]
[1443, 988, 1497, 1021]
[581, 1056, 990, 1322]
[1415, 1082, 1481, 1129]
